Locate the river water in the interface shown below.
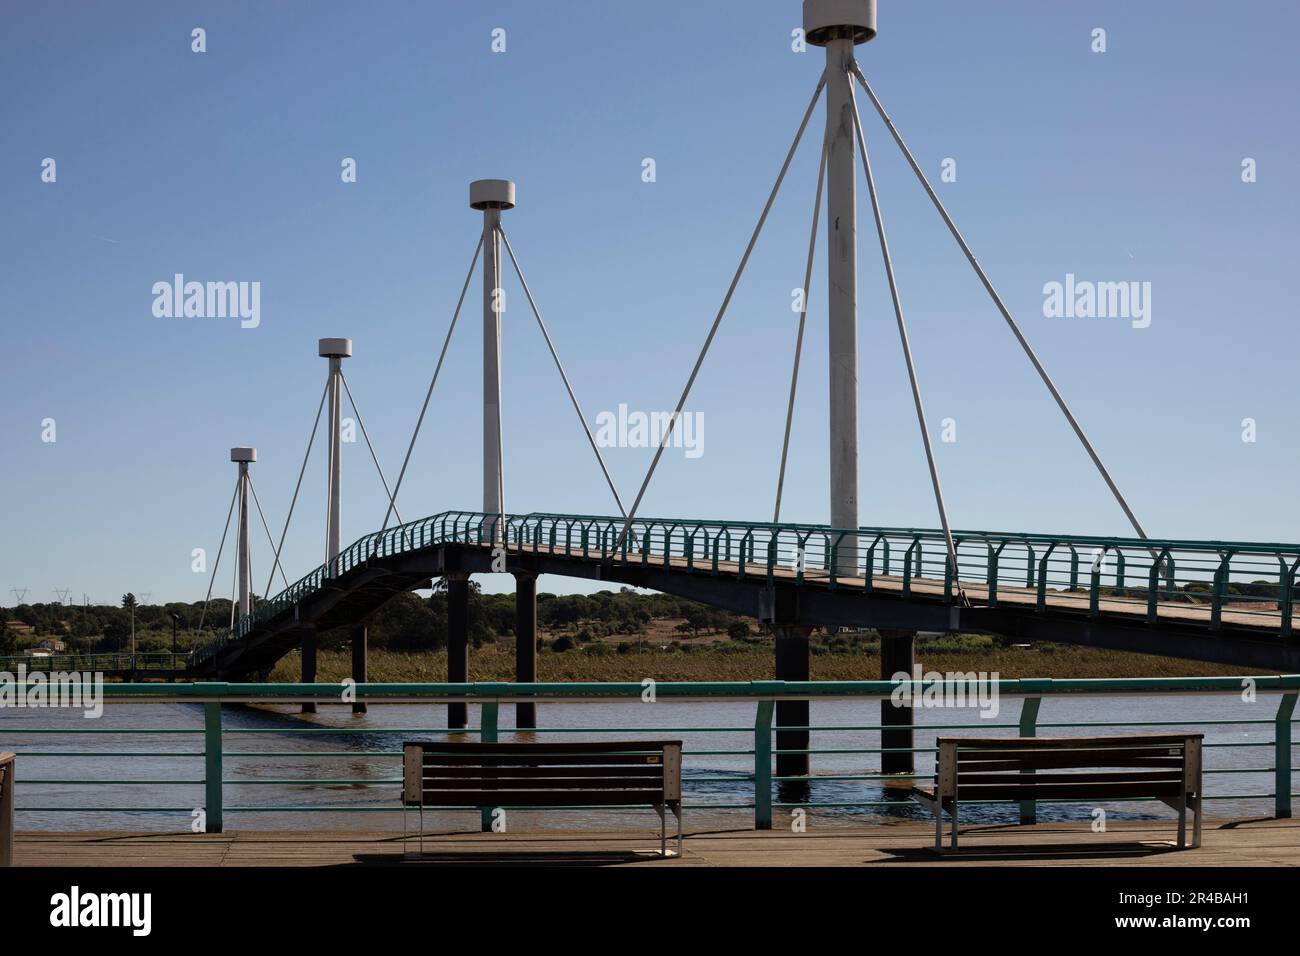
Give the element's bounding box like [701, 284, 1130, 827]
[2, 693, 1288, 833]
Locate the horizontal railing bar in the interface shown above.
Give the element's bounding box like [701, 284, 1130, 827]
[15, 676, 1300, 703]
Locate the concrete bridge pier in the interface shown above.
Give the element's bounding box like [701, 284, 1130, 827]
[879, 629, 915, 777]
[446, 572, 470, 729]
[514, 571, 538, 729]
[351, 624, 367, 714]
[300, 624, 318, 715]
[774, 625, 812, 801]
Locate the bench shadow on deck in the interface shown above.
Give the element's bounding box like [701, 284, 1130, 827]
[14, 818, 1300, 867]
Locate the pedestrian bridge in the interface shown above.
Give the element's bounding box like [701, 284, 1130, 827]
[188, 510, 1300, 679]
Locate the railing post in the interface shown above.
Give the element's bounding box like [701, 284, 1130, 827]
[204, 701, 223, 834]
[480, 699, 499, 832]
[1275, 692, 1297, 819]
[1018, 693, 1042, 825]
[754, 699, 774, 830]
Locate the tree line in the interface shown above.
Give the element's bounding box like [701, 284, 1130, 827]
[0, 586, 747, 656]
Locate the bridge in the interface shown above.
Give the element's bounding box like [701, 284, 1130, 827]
[6, 2, 1300, 889]
[30, 1, 1299, 785]
[192, 511, 1300, 683]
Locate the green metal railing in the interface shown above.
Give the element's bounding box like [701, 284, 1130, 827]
[191, 511, 1300, 667]
[0, 653, 190, 674]
[8, 677, 1300, 833]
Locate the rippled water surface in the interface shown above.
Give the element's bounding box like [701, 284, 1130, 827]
[2, 692, 1288, 832]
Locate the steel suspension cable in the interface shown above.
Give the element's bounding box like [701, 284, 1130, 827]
[263, 377, 330, 600]
[496, 225, 627, 517]
[246, 475, 290, 591]
[848, 77, 961, 585]
[615, 73, 828, 552]
[383, 235, 485, 533]
[852, 65, 1148, 540]
[773, 131, 829, 523]
[195, 474, 241, 636]
[338, 369, 404, 528]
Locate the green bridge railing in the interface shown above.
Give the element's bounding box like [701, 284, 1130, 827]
[191, 511, 1300, 668]
[0, 653, 190, 674]
[7, 677, 1300, 833]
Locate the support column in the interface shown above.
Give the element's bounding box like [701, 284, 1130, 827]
[318, 338, 352, 567]
[774, 625, 812, 797]
[300, 624, 318, 715]
[879, 629, 916, 777]
[804, 0, 876, 572]
[825, 34, 859, 574]
[229, 448, 256, 620]
[351, 624, 367, 715]
[514, 571, 538, 729]
[470, 179, 516, 544]
[446, 572, 470, 729]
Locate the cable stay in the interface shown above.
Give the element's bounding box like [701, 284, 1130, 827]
[847, 72, 961, 590]
[339, 369, 404, 528]
[263, 379, 329, 600]
[246, 475, 290, 592]
[384, 236, 484, 535]
[851, 64, 1148, 542]
[773, 130, 829, 524]
[496, 224, 627, 517]
[195, 474, 241, 636]
[615, 72, 829, 553]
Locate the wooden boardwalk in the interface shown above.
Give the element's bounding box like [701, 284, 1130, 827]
[14, 818, 1300, 866]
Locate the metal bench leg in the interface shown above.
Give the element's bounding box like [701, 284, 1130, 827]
[1177, 801, 1187, 849]
[671, 801, 683, 857]
[934, 807, 942, 851]
[950, 800, 958, 851]
[655, 803, 667, 857]
[1193, 795, 1202, 849]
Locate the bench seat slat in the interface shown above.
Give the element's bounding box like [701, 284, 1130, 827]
[414, 789, 667, 807]
[423, 765, 665, 779]
[422, 777, 663, 791]
[951, 781, 1184, 802]
[957, 745, 1186, 762]
[422, 753, 664, 767]
[947, 734, 1201, 749]
[954, 754, 1185, 772]
[417, 741, 680, 754]
[955, 770, 1183, 786]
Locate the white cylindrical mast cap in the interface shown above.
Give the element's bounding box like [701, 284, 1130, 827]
[318, 337, 353, 357]
[230, 447, 257, 463]
[802, 0, 877, 45]
[469, 179, 516, 210]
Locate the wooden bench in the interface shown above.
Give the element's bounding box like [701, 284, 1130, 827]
[403, 741, 683, 857]
[912, 734, 1203, 852]
[0, 753, 14, 867]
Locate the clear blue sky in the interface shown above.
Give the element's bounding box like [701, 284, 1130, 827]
[2, 0, 1296, 605]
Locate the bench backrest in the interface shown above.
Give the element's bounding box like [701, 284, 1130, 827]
[403, 741, 682, 808]
[932, 734, 1202, 803]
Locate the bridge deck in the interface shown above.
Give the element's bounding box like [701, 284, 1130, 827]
[561, 545, 1285, 633]
[200, 525, 1295, 678]
[15, 818, 1300, 866]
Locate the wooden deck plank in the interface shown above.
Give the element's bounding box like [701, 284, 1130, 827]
[14, 818, 1300, 866]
